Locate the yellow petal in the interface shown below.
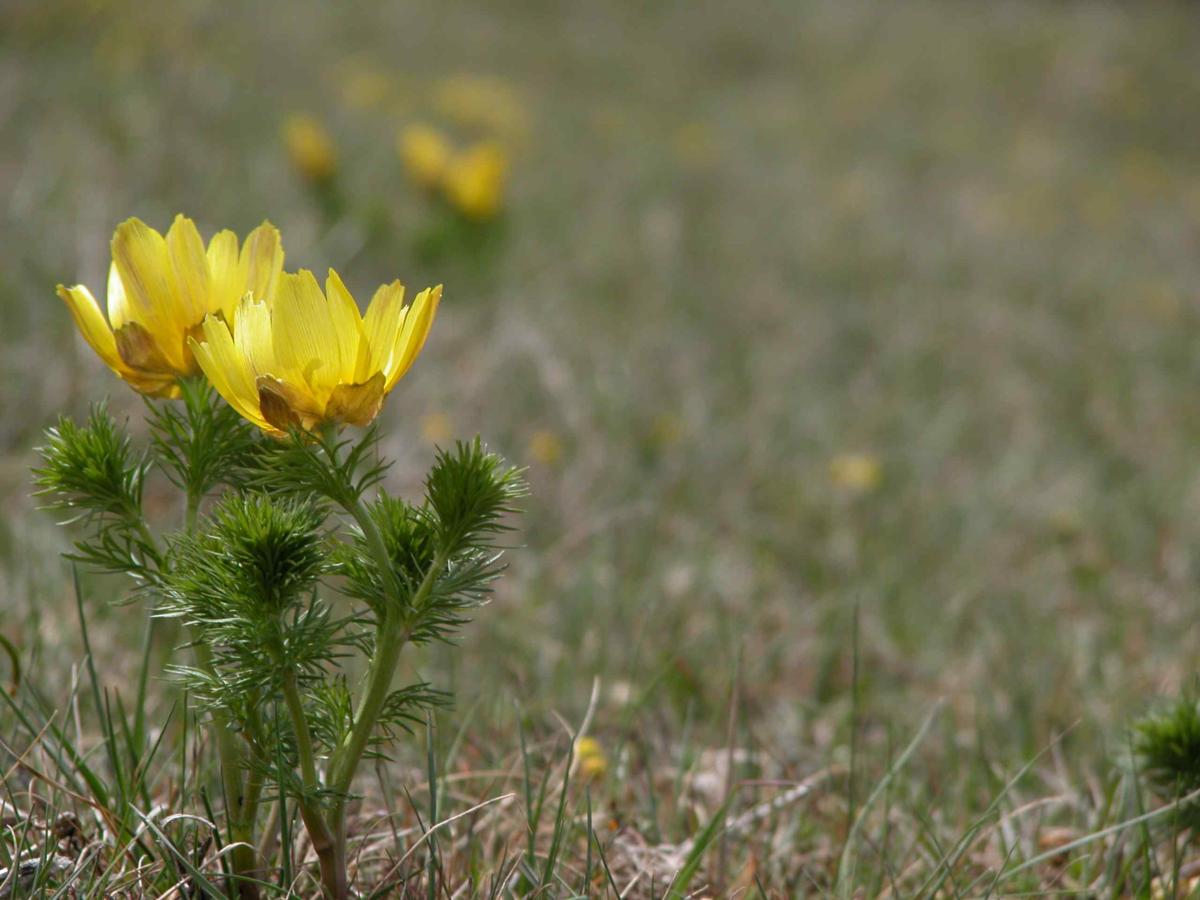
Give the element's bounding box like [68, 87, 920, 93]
[57, 280, 134, 379]
[384, 284, 440, 391]
[123, 372, 181, 398]
[272, 270, 339, 396]
[111, 217, 186, 370]
[105, 262, 131, 333]
[165, 214, 210, 329]
[325, 372, 385, 427]
[361, 280, 406, 379]
[241, 221, 284, 303]
[234, 295, 280, 380]
[191, 317, 268, 431]
[325, 269, 366, 383]
[206, 229, 242, 321]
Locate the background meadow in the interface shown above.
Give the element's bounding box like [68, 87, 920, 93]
[4, 1, 1200, 895]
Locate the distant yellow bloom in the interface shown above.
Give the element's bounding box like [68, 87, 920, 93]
[283, 114, 337, 184]
[190, 270, 440, 435]
[443, 141, 508, 221]
[57, 215, 284, 398]
[398, 124, 452, 190]
[420, 411, 453, 445]
[433, 74, 529, 140]
[672, 122, 720, 169]
[650, 412, 685, 448]
[829, 452, 883, 493]
[338, 64, 392, 111]
[528, 430, 563, 466]
[575, 737, 608, 780]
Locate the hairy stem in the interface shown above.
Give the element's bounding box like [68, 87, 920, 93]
[330, 487, 445, 794]
[185, 485, 262, 897]
[281, 670, 345, 898]
[281, 672, 320, 794]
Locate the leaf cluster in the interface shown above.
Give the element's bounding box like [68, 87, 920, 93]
[1134, 689, 1200, 831]
[161, 494, 347, 708]
[249, 425, 387, 507]
[342, 439, 527, 644]
[145, 378, 259, 501]
[32, 404, 158, 578]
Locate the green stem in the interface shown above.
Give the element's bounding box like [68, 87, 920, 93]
[329, 494, 440, 896]
[184, 485, 262, 897]
[185, 489, 201, 532]
[307, 432, 443, 898]
[238, 704, 268, 833]
[281, 672, 320, 794]
[281, 671, 346, 899]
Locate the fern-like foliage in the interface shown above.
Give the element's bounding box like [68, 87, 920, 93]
[248, 425, 388, 507]
[1134, 689, 1200, 831]
[145, 378, 259, 501]
[338, 495, 438, 616]
[32, 404, 159, 578]
[160, 494, 348, 710]
[339, 439, 526, 643]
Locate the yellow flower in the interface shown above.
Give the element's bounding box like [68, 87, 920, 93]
[398, 123, 452, 189]
[433, 74, 529, 141]
[575, 737, 608, 780]
[828, 452, 883, 494]
[528, 430, 563, 466]
[57, 215, 284, 398]
[650, 412, 685, 448]
[420, 411, 452, 445]
[283, 114, 337, 184]
[337, 62, 393, 110]
[190, 269, 441, 435]
[443, 141, 508, 221]
[672, 121, 720, 169]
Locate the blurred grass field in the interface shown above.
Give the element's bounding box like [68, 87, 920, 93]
[5, 0, 1200, 895]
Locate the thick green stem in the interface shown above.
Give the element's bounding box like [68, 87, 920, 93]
[281, 673, 320, 794]
[281, 671, 346, 899]
[329, 495, 443, 798]
[185, 486, 262, 897]
[306, 434, 444, 898]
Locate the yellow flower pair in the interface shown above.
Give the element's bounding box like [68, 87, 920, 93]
[397, 125, 509, 221]
[58, 215, 440, 435]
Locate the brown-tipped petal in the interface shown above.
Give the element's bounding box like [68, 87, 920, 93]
[256, 377, 303, 434]
[111, 217, 186, 370]
[255, 375, 325, 432]
[114, 321, 177, 375]
[324, 373, 385, 427]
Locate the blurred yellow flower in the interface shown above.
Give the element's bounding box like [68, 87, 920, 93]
[829, 452, 882, 493]
[190, 270, 440, 435]
[398, 123, 452, 190]
[433, 74, 529, 141]
[443, 141, 509, 221]
[672, 122, 720, 169]
[57, 215, 283, 398]
[575, 737, 608, 780]
[421, 411, 453, 445]
[283, 114, 337, 184]
[528, 430, 563, 466]
[340, 67, 392, 110]
[650, 412, 685, 448]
